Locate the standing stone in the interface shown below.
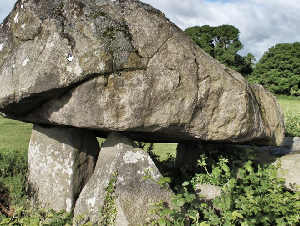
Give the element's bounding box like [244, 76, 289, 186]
[176, 142, 202, 173]
[27, 124, 99, 212]
[175, 142, 228, 173]
[74, 132, 171, 225]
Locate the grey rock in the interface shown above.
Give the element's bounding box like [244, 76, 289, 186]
[176, 137, 300, 174]
[74, 132, 172, 225]
[0, 0, 285, 146]
[270, 137, 300, 191]
[291, 137, 300, 153]
[195, 183, 222, 203]
[234, 137, 300, 157]
[27, 124, 99, 212]
[275, 153, 300, 191]
[194, 183, 222, 213]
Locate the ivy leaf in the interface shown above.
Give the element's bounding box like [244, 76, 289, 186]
[47, 212, 54, 218]
[177, 198, 186, 207]
[244, 161, 253, 173]
[157, 218, 170, 226]
[232, 211, 244, 220]
[157, 177, 170, 188]
[182, 181, 189, 186]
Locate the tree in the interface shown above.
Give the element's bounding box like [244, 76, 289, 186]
[241, 53, 256, 75]
[185, 25, 254, 76]
[185, 25, 215, 56]
[248, 42, 300, 95]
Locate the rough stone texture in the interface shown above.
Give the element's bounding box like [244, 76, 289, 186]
[195, 184, 222, 204]
[234, 137, 300, 159]
[276, 154, 300, 191]
[293, 138, 300, 153]
[287, 137, 300, 153]
[176, 137, 300, 173]
[0, 0, 285, 146]
[271, 137, 300, 191]
[74, 132, 172, 225]
[27, 124, 99, 212]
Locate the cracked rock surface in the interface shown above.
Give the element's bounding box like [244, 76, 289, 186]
[74, 132, 172, 225]
[0, 0, 285, 145]
[27, 124, 99, 212]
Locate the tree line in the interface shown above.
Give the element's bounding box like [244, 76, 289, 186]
[185, 25, 300, 96]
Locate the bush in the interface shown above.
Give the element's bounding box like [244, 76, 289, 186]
[0, 149, 28, 220]
[147, 149, 300, 225]
[0, 207, 73, 225]
[0, 148, 117, 225]
[2, 141, 300, 225]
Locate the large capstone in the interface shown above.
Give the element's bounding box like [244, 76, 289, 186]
[27, 124, 99, 212]
[0, 0, 285, 145]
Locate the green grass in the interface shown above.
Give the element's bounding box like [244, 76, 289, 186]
[276, 97, 300, 137]
[276, 96, 300, 113]
[0, 116, 32, 150]
[144, 143, 177, 161]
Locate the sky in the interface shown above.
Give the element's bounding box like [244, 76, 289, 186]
[1, 0, 300, 60]
[140, 0, 300, 60]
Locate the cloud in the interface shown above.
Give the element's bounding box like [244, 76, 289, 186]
[1, 0, 299, 60]
[141, 0, 300, 60]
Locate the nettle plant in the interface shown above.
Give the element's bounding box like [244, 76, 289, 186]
[147, 149, 300, 226]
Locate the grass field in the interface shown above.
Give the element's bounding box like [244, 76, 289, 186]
[0, 116, 32, 150]
[277, 98, 300, 113]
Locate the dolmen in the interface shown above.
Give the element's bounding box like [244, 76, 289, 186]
[0, 0, 285, 224]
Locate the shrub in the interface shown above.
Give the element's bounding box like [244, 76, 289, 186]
[147, 149, 300, 225]
[0, 207, 73, 225]
[0, 149, 28, 220]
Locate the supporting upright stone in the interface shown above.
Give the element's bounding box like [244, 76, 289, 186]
[175, 142, 224, 173]
[74, 132, 172, 225]
[175, 142, 202, 173]
[27, 124, 100, 212]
